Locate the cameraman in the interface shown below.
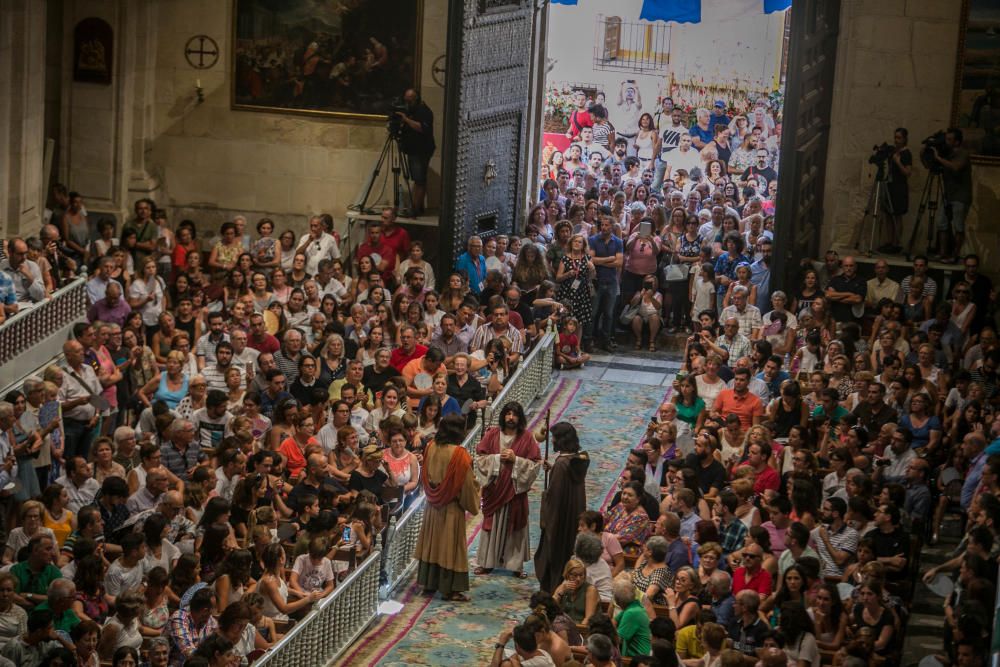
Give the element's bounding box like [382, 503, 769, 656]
[881, 127, 912, 253]
[930, 127, 972, 263]
[395, 88, 435, 216]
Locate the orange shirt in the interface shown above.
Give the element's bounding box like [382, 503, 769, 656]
[712, 389, 764, 429]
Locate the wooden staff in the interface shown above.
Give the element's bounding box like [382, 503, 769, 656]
[543, 408, 551, 489]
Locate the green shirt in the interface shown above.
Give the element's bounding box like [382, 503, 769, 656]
[615, 600, 651, 657]
[676, 397, 706, 426]
[10, 561, 64, 597]
[34, 602, 80, 633]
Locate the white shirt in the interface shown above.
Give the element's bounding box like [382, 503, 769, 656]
[215, 469, 241, 501]
[0, 432, 16, 489]
[127, 276, 166, 327]
[55, 475, 100, 513]
[296, 232, 341, 275]
[670, 147, 702, 180]
[59, 364, 102, 422]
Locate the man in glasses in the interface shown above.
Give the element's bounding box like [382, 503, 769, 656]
[731, 544, 771, 597]
[739, 149, 777, 190]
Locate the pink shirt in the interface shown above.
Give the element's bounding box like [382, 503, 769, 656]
[600, 531, 624, 568]
[625, 233, 661, 276]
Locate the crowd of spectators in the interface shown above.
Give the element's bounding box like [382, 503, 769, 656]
[0, 187, 554, 665]
[0, 100, 995, 667]
[483, 95, 998, 666]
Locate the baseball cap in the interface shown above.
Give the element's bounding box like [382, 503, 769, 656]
[714, 100, 726, 108]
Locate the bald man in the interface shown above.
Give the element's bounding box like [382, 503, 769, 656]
[58, 340, 102, 460]
[0, 237, 46, 306]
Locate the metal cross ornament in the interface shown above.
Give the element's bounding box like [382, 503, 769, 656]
[184, 35, 220, 70]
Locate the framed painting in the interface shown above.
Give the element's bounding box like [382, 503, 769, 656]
[231, 0, 422, 121]
[952, 0, 1000, 163]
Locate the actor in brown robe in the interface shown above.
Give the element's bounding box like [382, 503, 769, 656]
[534, 421, 589, 592]
[415, 414, 481, 601]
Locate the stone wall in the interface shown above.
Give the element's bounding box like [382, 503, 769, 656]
[0, 0, 47, 237]
[823, 0, 999, 267]
[141, 0, 446, 238]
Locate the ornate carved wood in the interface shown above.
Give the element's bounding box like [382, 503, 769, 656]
[438, 0, 535, 273]
[772, 0, 842, 292]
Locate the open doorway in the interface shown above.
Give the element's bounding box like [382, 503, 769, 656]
[535, 0, 791, 243]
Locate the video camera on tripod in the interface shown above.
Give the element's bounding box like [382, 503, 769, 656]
[920, 130, 949, 173]
[869, 142, 895, 168]
[387, 97, 408, 139]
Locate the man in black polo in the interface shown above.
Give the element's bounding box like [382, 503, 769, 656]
[824, 255, 865, 322]
[852, 382, 898, 433]
[870, 503, 909, 581]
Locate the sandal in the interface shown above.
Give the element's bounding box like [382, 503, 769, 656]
[512, 570, 529, 579]
[445, 592, 471, 602]
[633, 341, 642, 350]
[473, 566, 493, 575]
[649, 344, 656, 352]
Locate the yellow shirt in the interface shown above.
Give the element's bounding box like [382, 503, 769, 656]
[675, 624, 705, 659]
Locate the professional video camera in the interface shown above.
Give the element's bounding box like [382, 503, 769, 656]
[869, 142, 895, 167]
[387, 96, 408, 138]
[920, 130, 949, 173]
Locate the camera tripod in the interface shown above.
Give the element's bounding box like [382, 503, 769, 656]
[853, 167, 895, 256]
[904, 170, 945, 261]
[351, 128, 413, 215]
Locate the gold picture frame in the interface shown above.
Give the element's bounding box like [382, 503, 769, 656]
[951, 0, 1000, 164]
[231, 0, 423, 122]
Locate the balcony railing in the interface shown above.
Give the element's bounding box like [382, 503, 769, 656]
[0, 276, 87, 376]
[593, 15, 671, 73]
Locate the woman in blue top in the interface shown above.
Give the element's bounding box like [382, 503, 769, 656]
[713, 231, 749, 303]
[418, 374, 461, 417]
[898, 392, 942, 452]
[137, 350, 189, 410]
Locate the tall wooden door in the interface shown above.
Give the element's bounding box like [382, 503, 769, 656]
[772, 0, 842, 292]
[438, 0, 536, 273]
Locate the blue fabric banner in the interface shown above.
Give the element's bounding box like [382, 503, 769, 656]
[550, 0, 578, 4]
[763, 0, 792, 12]
[639, 0, 701, 24]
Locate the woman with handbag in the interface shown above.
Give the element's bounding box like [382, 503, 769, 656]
[666, 214, 701, 333]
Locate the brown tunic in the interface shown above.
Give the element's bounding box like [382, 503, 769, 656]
[415, 443, 481, 577]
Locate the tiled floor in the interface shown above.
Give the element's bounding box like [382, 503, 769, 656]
[556, 348, 684, 386]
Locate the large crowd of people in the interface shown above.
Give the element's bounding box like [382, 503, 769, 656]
[478, 96, 997, 666]
[0, 83, 993, 667]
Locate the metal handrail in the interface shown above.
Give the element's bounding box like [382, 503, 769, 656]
[0, 276, 87, 367]
[482, 327, 557, 430]
[382, 495, 426, 597]
[254, 545, 383, 667]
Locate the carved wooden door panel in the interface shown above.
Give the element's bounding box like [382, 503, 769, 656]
[439, 0, 535, 271]
[772, 0, 842, 291]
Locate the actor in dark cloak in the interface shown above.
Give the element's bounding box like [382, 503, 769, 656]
[534, 421, 590, 592]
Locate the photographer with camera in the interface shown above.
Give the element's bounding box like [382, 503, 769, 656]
[929, 127, 972, 263]
[878, 128, 912, 254]
[394, 88, 435, 216]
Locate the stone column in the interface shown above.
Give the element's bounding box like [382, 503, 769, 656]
[0, 0, 47, 238]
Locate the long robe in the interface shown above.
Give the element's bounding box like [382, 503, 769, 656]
[475, 427, 541, 572]
[534, 451, 590, 592]
[415, 442, 480, 595]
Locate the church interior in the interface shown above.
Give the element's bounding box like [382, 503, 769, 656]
[0, 0, 998, 665]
